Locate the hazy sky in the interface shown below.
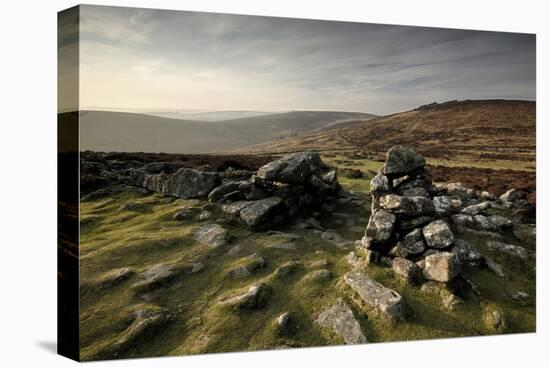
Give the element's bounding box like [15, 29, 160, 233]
[75, 5, 536, 115]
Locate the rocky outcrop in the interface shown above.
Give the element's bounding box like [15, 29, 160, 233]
[356, 145, 528, 284]
[132, 167, 220, 199]
[257, 152, 322, 184]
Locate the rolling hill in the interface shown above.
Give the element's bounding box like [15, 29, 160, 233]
[238, 100, 536, 166]
[77, 110, 375, 153]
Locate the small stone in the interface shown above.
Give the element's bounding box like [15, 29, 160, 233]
[451, 214, 474, 228]
[398, 216, 433, 232]
[482, 306, 508, 333]
[423, 220, 454, 249]
[198, 210, 213, 221]
[219, 283, 269, 310]
[392, 257, 421, 283]
[308, 259, 329, 268]
[370, 173, 391, 199]
[193, 224, 229, 249]
[403, 187, 429, 197]
[173, 208, 193, 220]
[423, 252, 461, 282]
[302, 269, 331, 281]
[365, 209, 396, 242]
[451, 239, 482, 267]
[473, 215, 492, 230]
[316, 298, 367, 344]
[227, 245, 241, 256]
[345, 251, 360, 267]
[484, 256, 505, 278]
[500, 189, 526, 202]
[511, 291, 529, 301]
[267, 242, 297, 250]
[480, 191, 497, 201]
[304, 217, 325, 230]
[274, 261, 302, 277]
[95, 268, 133, 289]
[462, 201, 492, 215]
[275, 312, 292, 335]
[433, 196, 453, 217]
[487, 215, 513, 229]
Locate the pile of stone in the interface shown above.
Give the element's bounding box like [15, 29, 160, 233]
[360, 145, 530, 284]
[130, 152, 341, 229]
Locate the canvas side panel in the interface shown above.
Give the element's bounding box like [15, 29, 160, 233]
[57, 5, 80, 361]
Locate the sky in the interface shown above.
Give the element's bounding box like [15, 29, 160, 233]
[65, 5, 536, 115]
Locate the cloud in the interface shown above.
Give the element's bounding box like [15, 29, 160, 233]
[77, 5, 536, 115]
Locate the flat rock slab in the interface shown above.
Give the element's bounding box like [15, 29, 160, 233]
[193, 224, 229, 248]
[316, 298, 367, 344]
[344, 271, 404, 320]
[487, 240, 529, 261]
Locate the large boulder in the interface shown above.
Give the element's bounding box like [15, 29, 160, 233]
[239, 197, 283, 227]
[422, 220, 454, 249]
[137, 167, 219, 199]
[256, 152, 321, 184]
[344, 271, 404, 320]
[381, 146, 426, 178]
[316, 298, 368, 344]
[423, 252, 461, 282]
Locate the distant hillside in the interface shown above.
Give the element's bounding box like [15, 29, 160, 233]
[77, 110, 375, 153]
[145, 110, 275, 121]
[238, 100, 536, 164]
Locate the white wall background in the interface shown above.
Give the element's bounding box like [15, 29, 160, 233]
[0, 0, 547, 366]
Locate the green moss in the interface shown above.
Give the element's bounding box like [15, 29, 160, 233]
[79, 186, 535, 360]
